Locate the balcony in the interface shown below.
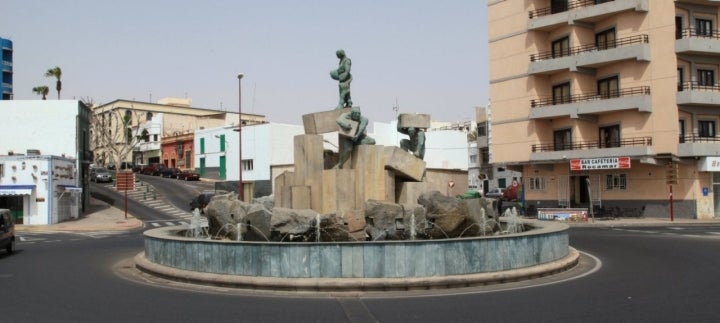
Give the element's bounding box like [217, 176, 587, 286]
[528, 0, 649, 31]
[676, 28, 720, 56]
[530, 136, 653, 161]
[529, 35, 649, 75]
[678, 134, 720, 157]
[676, 82, 720, 107]
[529, 86, 651, 119]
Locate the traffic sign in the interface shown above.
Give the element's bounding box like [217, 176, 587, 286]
[116, 171, 135, 191]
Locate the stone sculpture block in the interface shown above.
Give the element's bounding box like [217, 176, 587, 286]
[322, 169, 356, 213]
[384, 146, 426, 181]
[351, 145, 388, 208]
[302, 108, 351, 134]
[398, 113, 430, 129]
[290, 186, 311, 210]
[293, 135, 324, 212]
[396, 181, 428, 205]
[274, 171, 295, 208]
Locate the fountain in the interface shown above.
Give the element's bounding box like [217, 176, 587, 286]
[135, 51, 576, 291]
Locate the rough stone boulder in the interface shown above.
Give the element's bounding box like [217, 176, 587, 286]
[364, 200, 427, 241]
[253, 195, 275, 212]
[417, 192, 502, 238]
[205, 193, 250, 240]
[242, 203, 273, 241]
[270, 208, 349, 242]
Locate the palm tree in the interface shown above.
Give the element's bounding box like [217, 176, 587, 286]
[45, 66, 62, 99]
[32, 86, 49, 100]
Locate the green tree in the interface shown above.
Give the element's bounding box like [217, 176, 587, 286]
[32, 86, 49, 100]
[45, 66, 62, 99]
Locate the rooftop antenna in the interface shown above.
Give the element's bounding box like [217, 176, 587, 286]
[252, 82, 257, 114]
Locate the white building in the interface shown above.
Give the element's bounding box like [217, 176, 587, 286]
[0, 155, 81, 225]
[0, 100, 91, 224]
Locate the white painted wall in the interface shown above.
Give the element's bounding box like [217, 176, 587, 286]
[373, 121, 469, 170]
[0, 100, 82, 157]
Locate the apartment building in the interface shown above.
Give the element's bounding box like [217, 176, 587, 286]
[1, 36, 12, 100]
[488, 0, 720, 219]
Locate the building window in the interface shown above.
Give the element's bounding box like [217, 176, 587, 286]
[124, 110, 132, 125]
[697, 69, 715, 87]
[469, 155, 478, 164]
[699, 120, 716, 138]
[554, 128, 572, 151]
[477, 122, 487, 137]
[552, 82, 571, 105]
[599, 125, 620, 148]
[605, 174, 627, 190]
[677, 68, 684, 91]
[146, 112, 153, 120]
[550, 0, 568, 14]
[528, 177, 546, 190]
[0, 164, 4, 178]
[696, 18, 713, 37]
[153, 134, 158, 142]
[596, 28, 616, 50]
[242, 159, 254, 171]
[220, 134, 226, 152]
[551, 37, 570, 58]
[480, 148, 489, 164]
[597, 76, 619, 99]
[498, 178, 507, 189]
[200, 138, 205, 154]
[679, 120, 686, 143]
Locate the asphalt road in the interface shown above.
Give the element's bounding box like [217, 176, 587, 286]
[3, 223, 720, 322]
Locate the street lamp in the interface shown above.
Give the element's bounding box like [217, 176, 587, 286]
[237, 73, 244, 201]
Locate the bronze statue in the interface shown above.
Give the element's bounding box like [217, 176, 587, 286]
[330, 49, 352, 110]
[335, 107, 375, 168]
[398, 121, 426, 160]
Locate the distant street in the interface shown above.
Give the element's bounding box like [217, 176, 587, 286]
[4, 175, 720, 322]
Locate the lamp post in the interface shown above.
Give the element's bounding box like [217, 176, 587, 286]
[237, 73, 244, 201]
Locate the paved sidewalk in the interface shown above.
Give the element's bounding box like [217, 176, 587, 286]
[561, 216, 720, 227]
[15, 198, 144, 232]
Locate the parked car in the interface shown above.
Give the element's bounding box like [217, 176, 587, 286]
[141, 163, 164, 176]
[90, 167, 113, 183]
[177, 169, 200, 181]
[132, 164, 145, 173]
[160, 167, 181, 178]
[0, 209, 16, 254]
[485, 187, 505, 199]
[190, 192, 216, 212]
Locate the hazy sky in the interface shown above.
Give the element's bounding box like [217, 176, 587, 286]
[1, 0, 488, 125]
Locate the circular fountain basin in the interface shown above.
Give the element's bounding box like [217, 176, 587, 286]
[137, 219, 575, 291]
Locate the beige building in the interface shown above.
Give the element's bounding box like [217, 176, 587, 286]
[488, 0, 720, 219]
[92, 98, 265, 167]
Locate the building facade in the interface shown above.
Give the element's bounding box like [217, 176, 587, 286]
[1, 36, 12, 100]
[92, 98, 264, 168]
[488, 0, 720, 219]
[0, 100, 91, 223]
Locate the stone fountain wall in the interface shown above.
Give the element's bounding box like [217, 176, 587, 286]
[143, 219, 570, 279]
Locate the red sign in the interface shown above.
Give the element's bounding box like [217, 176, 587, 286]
[570, 157, 631, 171]
[115, 171, 135, 191]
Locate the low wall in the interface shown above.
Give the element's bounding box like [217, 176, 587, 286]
[142, 219, 569, 279]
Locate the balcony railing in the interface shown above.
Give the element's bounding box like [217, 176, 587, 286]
[676, 28, 720, 40]
[531, 136, 652, 152]
[679, 134, 720, 144]
[528, 0, 614, 19]
[531, 86, 650, 108]
[677, 81, 720, 92]
[530, 35, 648, 62]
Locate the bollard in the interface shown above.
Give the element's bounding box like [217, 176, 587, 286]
[153, 191, 157, 200]
[143, 192, 146, 200]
